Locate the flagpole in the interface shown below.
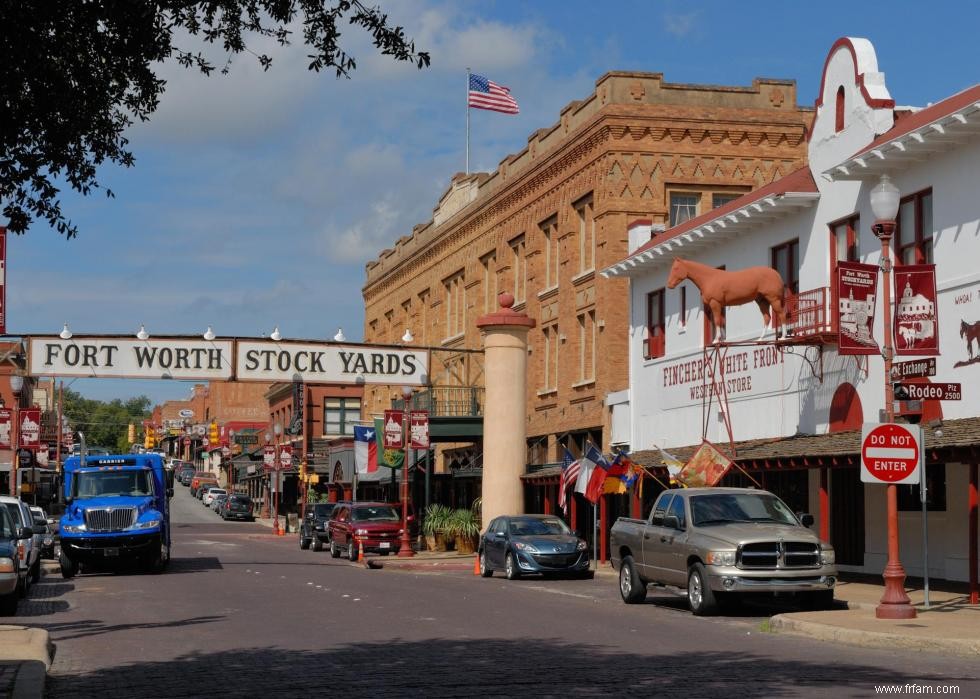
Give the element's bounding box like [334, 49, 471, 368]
[465, 67, 471, 174]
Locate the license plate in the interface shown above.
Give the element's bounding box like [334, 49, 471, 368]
[379, 542, 390, 549]
[103, 548, 119, 557]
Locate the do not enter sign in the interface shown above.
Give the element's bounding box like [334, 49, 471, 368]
[860, 422, 921, 485]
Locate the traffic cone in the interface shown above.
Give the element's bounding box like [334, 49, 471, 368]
[473, 553, 481, 576]
[357, 541, 364, 563]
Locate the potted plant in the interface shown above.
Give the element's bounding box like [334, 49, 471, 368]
[446, 508, 481, 554]
[421, 504, 452, 551]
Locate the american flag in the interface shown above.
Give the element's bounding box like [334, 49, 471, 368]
[468, 73, 520, 114]
[559, 447, 580, 514]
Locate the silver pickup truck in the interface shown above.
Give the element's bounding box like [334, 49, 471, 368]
[610, 487, 837, 615]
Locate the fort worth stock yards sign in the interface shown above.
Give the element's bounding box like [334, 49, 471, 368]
[27, 337, 429, 386]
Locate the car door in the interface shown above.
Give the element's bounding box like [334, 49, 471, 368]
[639, 493, 673, 582]
[485, 517, 508, 567]
[658, 493, 690, 586]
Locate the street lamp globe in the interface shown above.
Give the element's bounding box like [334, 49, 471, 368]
[274, 422, 282, 437]
[870, 174, 901, 224]
[401, 385, 413, 400]
[9, 375, 23, 395]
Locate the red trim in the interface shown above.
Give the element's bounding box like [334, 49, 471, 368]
[627, 218, 653, 230]
[814, 38, 896, 112]
[969, 462, 978, 605]
[819, 467, 830, 543]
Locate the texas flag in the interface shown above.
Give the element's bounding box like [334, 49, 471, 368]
[354, 425, 378, 474]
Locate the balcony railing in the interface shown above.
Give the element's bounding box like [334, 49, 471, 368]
[784, 287, 834, 337]
[395, 386, 485, 418]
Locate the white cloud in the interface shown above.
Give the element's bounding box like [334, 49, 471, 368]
[664, 11, 700, 38]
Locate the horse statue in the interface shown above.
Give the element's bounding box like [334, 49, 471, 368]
[961, 319, 980, 359]
[667, 258, 787, 344]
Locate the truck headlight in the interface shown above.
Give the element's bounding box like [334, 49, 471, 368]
[63, 523, 87, 533]
[130, 518, 161, 530]
[820, 547, 836, 565]
[355, 529, 369, 536]
[0, 557, 14, 573]
[705, 550, 736, 566]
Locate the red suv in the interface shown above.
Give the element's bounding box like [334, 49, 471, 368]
[328, 502, 404, 561]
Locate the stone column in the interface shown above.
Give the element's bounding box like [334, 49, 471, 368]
[477, 293, 535, 527]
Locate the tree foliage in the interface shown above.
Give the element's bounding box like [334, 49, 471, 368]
[62, 388, 152, 452]
[0, 1, 430, 238]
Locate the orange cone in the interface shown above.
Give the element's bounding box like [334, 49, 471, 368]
[357, 541, 364, 563]
[473, 553, 481, 576]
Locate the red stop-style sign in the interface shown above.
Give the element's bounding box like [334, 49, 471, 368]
[860, 423, 921, 485]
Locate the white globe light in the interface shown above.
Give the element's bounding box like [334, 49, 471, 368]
[870, 174, 901, 222]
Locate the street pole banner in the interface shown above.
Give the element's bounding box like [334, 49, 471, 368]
[19, 408, 41, 451]
[837, 261, 880, 356]
[0, 408, 11, 449]
[263, 445, 275, 470]
[0, 226, 7, 335]
[409, 411, 430, 449]
[894, 264, 939, 356]
[383, 410, 404, 449]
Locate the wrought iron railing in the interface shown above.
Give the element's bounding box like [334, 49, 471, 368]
[526, 462, 561, 474]
[784, 287, 834, 337]
[395, 386, 485, 417]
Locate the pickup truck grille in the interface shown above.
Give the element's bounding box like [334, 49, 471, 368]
[738, 542, 819, 569]
[84, 507, 137, 532]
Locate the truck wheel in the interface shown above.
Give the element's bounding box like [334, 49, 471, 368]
[347, 540, 358, 562]
[0, 592, 17, 616]
[299, 534, 310, 550]
[60, 551, 77, 580]
[619, 555, 647, 604]
[479, 550, 493, 578]
[687, 562, 718, 616]
[504, 552, 520, 580]
[329, 540, 340, 558]
[312, 538, 323, 552]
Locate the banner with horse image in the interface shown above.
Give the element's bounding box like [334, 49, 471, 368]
[894, 264, 939, 356]
[837, 261, 880, 356]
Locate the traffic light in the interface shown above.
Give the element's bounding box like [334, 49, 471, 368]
[144, 430, 155, 450]
[209, 421, 219, 445]
[128, 423, 136, 444]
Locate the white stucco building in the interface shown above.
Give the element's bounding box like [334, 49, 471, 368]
[603, 38, 980, 589]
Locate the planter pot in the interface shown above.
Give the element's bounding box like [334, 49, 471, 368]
[432, 532, 448, 552]
[455, 536, 476, 555]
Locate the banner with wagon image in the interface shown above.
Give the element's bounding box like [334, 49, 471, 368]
[894, 264, 939, 356]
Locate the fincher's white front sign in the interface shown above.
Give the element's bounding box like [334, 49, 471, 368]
[29, 337, 233, 380]
[235, 341, 429, 385]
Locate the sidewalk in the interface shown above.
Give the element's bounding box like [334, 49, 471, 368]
[0, 563, 57, 698]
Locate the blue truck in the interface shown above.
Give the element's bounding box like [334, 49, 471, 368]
[59, 453, 173, 578]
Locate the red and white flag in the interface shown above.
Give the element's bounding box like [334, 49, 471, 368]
[354, 425, 378, 474]
[468, 73, 519, 114]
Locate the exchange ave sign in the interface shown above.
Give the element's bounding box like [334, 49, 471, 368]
[861, 422, 922, 485]
[28, 336, 430, 386]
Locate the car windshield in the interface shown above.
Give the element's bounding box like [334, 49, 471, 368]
[508, 517, 571, 536]
[74, 469, 153, 498]
[352, 506, 400, 522]
[313, 504, 335, 518]
[690, 493, 799, 527]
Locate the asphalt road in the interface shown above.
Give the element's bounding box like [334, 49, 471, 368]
[18, 486, 980, 697]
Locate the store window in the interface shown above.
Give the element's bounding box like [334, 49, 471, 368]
[645, 289, 665, 359]
[896, 189, 934, 265]
[324, 398, 362, 437]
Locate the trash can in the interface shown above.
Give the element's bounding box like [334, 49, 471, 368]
[287, 513, 299, 533]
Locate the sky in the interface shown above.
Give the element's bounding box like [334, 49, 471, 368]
[6, 0, 979, 404]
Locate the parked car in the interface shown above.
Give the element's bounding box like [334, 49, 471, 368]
[327, 502, 403, 560]
[190, 472, 218, 497]
[177, 464, 196, 485]
[0, 506, 23, 615]
[221, 495, 254, 522]
[29, 506, 56, 559]
[210, 493, 229, 513]
[202, 488, 227, 507]
[478, 514, 590, 580]
[0, 496, 41, 597]
[610, 487, 837, 615]
[299, 502, 341, 551]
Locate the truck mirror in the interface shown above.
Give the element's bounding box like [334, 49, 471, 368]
[664, 515, 680, 530]
[799, 513, 815, 527]
[17, 527, 33, 540]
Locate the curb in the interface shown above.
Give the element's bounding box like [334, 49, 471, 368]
[768, 613, 980, 658]
[0, 627, 53, 671]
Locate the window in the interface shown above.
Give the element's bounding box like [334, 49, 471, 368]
[417, 290, 429, 345]
[669, 193, 699, 227]
[541, 216, 559, 288]
[510, 236, 527, 304]
[898, 464, 945, 511]
[835, 86, 845, 133]
[645, 289, 665, 359]
[541, 325, 559, 392]
[679, 286, 687, 329]
[666, 494, 686, 529]
[401, 298, 412, 333]
[324, 398, 361, 436]
[481, 251, 497, 313]
[575, 194, 595, 272]
[896, 190, 934, 265]
[831, 215, 860, 269]
[771, 239, 800, 296]
[577, 310, 596, 383]
[650, 493, 673, 526]
[712, 193, 740, 209]
[443, 271, 466, 339]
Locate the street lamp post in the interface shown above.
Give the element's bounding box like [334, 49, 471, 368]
[9, 375, 23, 498]
[398, 386, 415, 558]
[272, 423, 284, 536]
[870, 174, 917, 620]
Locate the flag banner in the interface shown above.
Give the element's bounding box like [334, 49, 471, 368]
[409, 410, 430, 449]
[837, 261, 880, 356]
[374, 418, 404, 469]
[354, 425, 378, 474]
[603, 451, 627, 494]
[468, 73, 519, 114]
[19, 408, 41, 451]
[559, 447, 580, 514]
[383, 410, 404, 449]
[676, 441, 733, 488]
[0, 408, 10, 449]
[894, 264, 939, 356]
[583, 444, 610, 503]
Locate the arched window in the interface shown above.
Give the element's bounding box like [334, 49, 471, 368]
[835, 86, 845, 133]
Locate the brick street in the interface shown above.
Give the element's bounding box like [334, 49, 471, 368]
[15, 487, 978, 697]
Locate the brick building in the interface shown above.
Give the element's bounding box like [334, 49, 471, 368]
[362, 69, 813, 512]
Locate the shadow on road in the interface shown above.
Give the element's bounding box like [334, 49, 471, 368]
[41, 615, 226, 642]
[46, 638, 975, 697]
